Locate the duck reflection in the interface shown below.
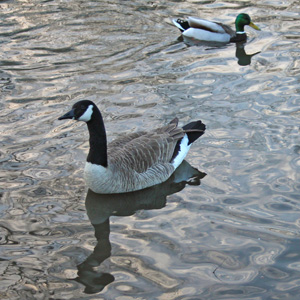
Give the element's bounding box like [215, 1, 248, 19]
[235, 42, 260, 66]
[178, 37, 260, 66]
[73, 160, 206, 294]
[181, 35, 228, 48]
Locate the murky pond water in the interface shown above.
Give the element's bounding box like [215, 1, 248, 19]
[1, 0, 299, 299]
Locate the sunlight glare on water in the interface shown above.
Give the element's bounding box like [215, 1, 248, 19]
[0, 0, 299, 299]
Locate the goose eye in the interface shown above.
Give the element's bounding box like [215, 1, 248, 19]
[81, 105, 86, 110]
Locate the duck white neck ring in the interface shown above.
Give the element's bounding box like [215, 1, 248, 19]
[236, 31, 245, 34]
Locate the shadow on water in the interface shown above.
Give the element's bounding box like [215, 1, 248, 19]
[72, 160, 206, 294]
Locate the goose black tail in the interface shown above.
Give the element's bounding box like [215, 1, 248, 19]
[183, 120, 206, 145]
[170, 120, 206, 163]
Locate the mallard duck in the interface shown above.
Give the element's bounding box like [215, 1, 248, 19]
[58, 100, 206, 194]
[173, 13, 260, 43]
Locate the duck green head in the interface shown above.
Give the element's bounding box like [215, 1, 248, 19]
[235, 13, 260, 32]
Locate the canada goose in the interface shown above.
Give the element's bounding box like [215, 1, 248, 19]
[173, 13, 260, 43]
[58, 100, 206, 194]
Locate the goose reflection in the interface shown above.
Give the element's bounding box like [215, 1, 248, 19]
[73, 160, 206, 294]
[235, 42, 260, 66]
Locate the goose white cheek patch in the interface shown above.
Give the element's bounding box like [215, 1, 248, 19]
[78, 105, 93, 122]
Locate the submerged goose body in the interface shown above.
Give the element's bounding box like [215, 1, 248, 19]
[58, 100, 205, 194]
[173, 13, 260, 43]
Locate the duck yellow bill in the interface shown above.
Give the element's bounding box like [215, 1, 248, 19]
[249, 22, 261, 31]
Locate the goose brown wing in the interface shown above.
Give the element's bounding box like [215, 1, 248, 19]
[108, 131, 147, 150]
[108, 119, 185, 173]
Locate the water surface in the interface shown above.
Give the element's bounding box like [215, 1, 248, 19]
[0, 0, 299, 299]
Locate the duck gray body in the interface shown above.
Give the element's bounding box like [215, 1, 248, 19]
[59, 100, 205, 194]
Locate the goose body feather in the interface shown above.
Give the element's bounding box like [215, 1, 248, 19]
[85, 121, 187, 193]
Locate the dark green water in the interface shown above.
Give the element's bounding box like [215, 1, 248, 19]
[0, 0, 299, 299]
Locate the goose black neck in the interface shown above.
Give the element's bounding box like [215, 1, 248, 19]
[86, 107, 108, 167]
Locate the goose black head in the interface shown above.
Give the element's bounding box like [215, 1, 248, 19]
[58, 100, 95, 122]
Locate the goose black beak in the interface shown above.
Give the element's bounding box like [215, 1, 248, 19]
[58, 108, 75, 120]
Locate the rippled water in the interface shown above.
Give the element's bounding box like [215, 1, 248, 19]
[0, 0, 299, 299]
